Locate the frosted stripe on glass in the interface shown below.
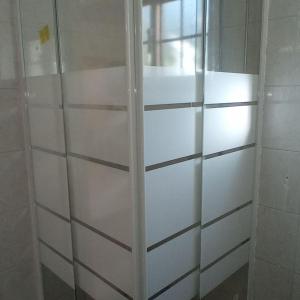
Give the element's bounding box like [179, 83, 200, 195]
[203, 105, 257, 155]
[202, 148, 255, 224]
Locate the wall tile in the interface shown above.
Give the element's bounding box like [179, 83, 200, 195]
[0, 151, 28, 213]
[294, 226, 300, 274]
[0, 22, 19, 87]
[256, 205, 299, 269]
[0, 0, 17, 23]
[254, 259, 293, 300]
[32, 150, 70, 219]
[265, 17, 300, 86]
[0, 257, 38, 300]
[0, 207, 34, 272]
[292, 273, 300, 300]
[260, 148, 300, 213]
[0, 89, 24, 152]
[269, 0, 300, 19]
[262, 99, 300, 151]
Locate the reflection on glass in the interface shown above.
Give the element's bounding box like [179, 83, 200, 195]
[142, 0, 203, 104]
[206, 0, 262, 74]
[143, 0, 202, 71]
[58, 0, 126, 72]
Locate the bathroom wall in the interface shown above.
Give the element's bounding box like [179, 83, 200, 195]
[253, 0, 300, 299]
[0, 0, 38, 299]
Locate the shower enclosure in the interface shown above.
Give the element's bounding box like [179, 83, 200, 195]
[18, 0, 262, 299]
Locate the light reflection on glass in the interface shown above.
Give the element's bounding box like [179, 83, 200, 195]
[142, 0, 201, 73]
[206, 0, 262, 74]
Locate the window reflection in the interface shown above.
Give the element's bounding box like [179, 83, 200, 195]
[206, 0, 262, 74]
[143, 0, 201, 73]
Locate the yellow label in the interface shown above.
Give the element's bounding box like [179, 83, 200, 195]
[39, 25, 50, 44]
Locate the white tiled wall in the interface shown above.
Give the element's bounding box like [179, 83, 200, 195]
[253, 1, 300, 299]
[0, 1, 38, 299]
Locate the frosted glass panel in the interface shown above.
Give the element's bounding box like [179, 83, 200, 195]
[144, 107, 202, 166]
[205, 71, 259, 104]
[203, 105, 257, 155]
[155, 270, 199, 300]
[32, 150, 70, 219]
[201, 205, 252, 268]
[202, 148, 255, 223]
[66, 109, 129, 165]
[29, 107, 66, 153]
[56, 0, 132, 298]
[145, 158, 201, 246]
[200, 242, 250, 298]
[37, 207, 73, 260]
[147, 227, 200, 296]
[20, 0, 76, 297]
[26, 75, 62, 106]
[143, 67, 197, 105]
[63, 67, 128, 106]
[68, 156, 132, 247]
[75, 264, 128, 300]
[40, 243, 75, 288]
[72, 222, 133, 296]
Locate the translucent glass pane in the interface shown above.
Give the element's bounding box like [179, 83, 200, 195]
[161, 1, 181, 40]
[143, 5, 151, 42]
[183, 0, 197, 35]
[161, 41, 181, 68]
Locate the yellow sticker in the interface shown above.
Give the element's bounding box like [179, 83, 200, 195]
[39, 25, 50, 44]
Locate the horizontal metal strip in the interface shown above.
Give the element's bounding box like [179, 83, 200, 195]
[148, 266, 200, 300]
[203, 144, 256, 160]
[68, 152, 129, 172]
[147, 222, 201, 252]
[145, 102, 203, 111]
[71, 218, 132, 252]
[146, 153, 202, 172]
[205, 101, 258, 109]
[27, 103, 63, 109]
[66, 104, 128, 111]
[75, 259, 133, 300]
[35, 202, 71, 223]
[31, 146, 66, 157]
[200, 238, 250, 273]
[201, 201, 253, 229]
[39, 238, 73, 265]
[143, 32, 202, 44]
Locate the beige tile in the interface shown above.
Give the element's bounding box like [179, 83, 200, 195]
[265, 17, 300, 86]
[256, 205, 299, 269]
[292, 273, 300, 300]
[0, 20, 19, 87]
[0, 89, 24, 152]
[0, 0, 17, 23]
[254, 259, 293, 300]
[269, 0, 300, 19]
[0, 207, 34, 272]
[0, 151, 28, 213]
[260, 149, 300, 213]
[263, 86, 300, 151]
[0, 257, 38, 300]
